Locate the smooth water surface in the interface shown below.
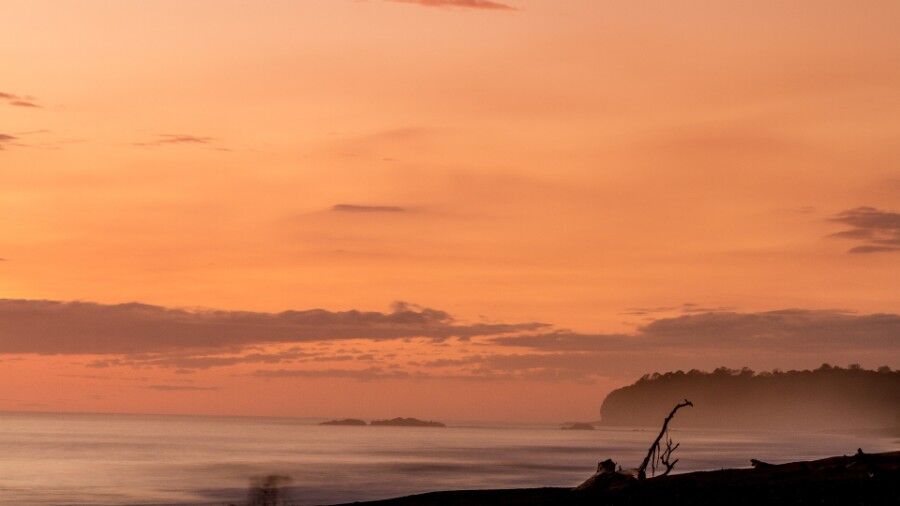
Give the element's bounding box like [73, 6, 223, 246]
[0, 412, 896, 505]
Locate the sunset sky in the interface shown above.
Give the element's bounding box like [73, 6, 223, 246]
[1, 0, 898, 422]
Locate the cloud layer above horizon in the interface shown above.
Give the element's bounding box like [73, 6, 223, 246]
[1, 298, 896, 384]
[0, 299, 544, 355]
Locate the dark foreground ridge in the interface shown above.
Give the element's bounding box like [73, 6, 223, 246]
[330, 451, 900, 506]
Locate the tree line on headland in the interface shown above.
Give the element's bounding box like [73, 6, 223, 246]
[600, 364, 900, 432]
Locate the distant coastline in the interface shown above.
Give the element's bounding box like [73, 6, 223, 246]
[599, 365, 900, 432]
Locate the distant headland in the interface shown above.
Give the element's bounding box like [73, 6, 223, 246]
[600, 364, 900, 432]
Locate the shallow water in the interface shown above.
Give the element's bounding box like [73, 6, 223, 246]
[0, 411, 895, 505]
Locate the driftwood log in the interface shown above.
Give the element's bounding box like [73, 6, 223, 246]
[751, 459, 773, 468]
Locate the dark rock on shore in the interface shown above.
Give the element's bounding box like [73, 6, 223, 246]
[574, 458, 634, 491]
[320, 418, 367, 426]
[331, 451, 900, 506]
[370, 417, 445, 428]
[332, 488, 572, 506]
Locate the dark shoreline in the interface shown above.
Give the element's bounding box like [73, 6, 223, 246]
[329, 451, 900, 506]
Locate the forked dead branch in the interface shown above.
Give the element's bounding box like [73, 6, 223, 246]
[637, 399, 693, 480]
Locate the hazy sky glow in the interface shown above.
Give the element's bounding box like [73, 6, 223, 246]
[1, 0, 898, 421]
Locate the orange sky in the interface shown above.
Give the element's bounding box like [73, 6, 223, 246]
[1, 0, 898, 422]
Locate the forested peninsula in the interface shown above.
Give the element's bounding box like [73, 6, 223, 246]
[600, 365, 900, 432]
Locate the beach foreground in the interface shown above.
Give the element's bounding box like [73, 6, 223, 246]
[331, 451, 900, 506]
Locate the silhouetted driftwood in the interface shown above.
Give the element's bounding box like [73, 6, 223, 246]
[335, 451, 900, 506]
[637, 399, 693, 480]
[750, 459, 773, 468]
[574, 457, 635, 492]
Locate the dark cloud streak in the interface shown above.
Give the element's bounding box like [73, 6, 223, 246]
[0, 133, 18, 150]
[494, 310, 900, 352]
[253, 367, 412, 381]
[146, 385, 220, 392]
[0, 298, 546, 355]
[1, 91, 41, 108]
[828, 207, 900, 254]
[9, 100, 40, 108]
[332, 204, 407, 213]
[134, 134, 215, 147]
[2, 299, 894, 383]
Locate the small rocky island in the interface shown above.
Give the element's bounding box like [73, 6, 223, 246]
[370, 417, 446, 428]
[319, 418, 367, 426]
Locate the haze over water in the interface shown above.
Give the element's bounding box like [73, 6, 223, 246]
[2, 1, 899, 504]
[1, 412, 895, 506]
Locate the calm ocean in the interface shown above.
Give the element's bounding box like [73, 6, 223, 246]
[0, 411, 895, 505]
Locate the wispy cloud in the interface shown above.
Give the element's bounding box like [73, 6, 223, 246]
[331, 204, 407, 213]
[86, 348, 317, 371]
[0, 130, 83, 151]
[0, 298, 546, 356]
[0, 91, 41, 108]
[619, 302, 733, 316]
[9, 100, 40, 108]
[386, 0, 516, 11]
[134, 134, 215, 147]
[828, 207, 900, 254]
[254, 308, 899, 384]
[254, 367, 413, 381]
[3, 298, 894, 383]
[494, 309, 900, 352]
[146, 384, 220, 392]
[0, 133, 18, 150]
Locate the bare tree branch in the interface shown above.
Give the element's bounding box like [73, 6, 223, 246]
[638, 399, 693, 480]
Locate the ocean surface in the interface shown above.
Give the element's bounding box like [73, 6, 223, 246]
[0, 412, 896, 506]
